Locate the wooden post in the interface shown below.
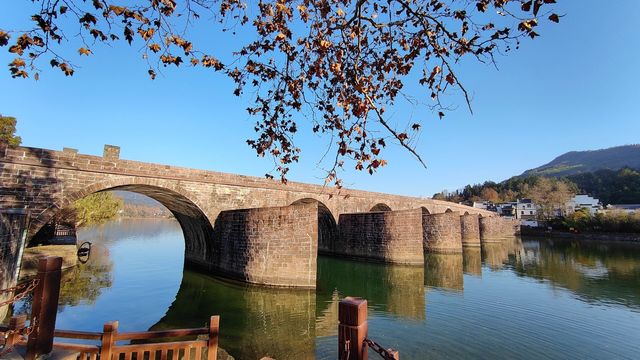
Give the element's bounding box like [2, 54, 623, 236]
[25, 256, 62, 360]
[100, 321, 118, 360]
[207, 316, 220, 360]
[5, 315, 27, 349]
[339, 297, 368, 360]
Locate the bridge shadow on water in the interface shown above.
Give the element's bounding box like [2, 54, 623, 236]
[149, 255, 429, 359]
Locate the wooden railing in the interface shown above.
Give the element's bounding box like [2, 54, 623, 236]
[51, 316, 220, 360]
[54, 224, 76, 237]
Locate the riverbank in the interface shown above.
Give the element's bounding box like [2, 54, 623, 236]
[19, 245, 77, 278]
[520, 226, 640, 242]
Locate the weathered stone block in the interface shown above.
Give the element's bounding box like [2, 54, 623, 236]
[103, 145, 120, 160]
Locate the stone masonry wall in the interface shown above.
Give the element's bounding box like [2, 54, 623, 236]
[337, 209, 424, 265]
[460, 214, 481, 247]
[208, 203, 318, 288]
[479, 216, 519, 242]
[1, 144, 494, 288]
[423, 211, 463, 254]
[0, 210, 29, 320]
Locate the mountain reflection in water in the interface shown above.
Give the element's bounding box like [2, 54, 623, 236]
[21, 219, 640, 360]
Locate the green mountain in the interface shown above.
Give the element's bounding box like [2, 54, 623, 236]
[521, 145, 640, 177]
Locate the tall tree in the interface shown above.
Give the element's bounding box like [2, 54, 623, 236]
[480, 187, 499, 202]
[0, 114, 21, 146]
[72, 192, 124, 227]
[1, 0, 561, 184]
[527, 177, 575, 221]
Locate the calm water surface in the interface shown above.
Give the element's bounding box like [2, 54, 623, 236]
[41, 219, 640, 359]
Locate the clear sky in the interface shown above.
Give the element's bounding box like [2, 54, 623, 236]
[1, 1, 638, 197]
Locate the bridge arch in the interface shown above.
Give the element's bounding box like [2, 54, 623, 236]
[421, 206, 431, 215]
[445, 208, 453, 213]
[370, 203, 392, 212]
[291, 198, 338, 254]
[31, 179, 215, 267]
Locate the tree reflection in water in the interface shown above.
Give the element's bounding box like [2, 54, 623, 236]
[513, 237, 640, 309]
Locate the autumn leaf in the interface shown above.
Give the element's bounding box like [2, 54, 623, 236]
[549, 13, 560, 23]
[124, 27, 134, 44]
[0, 31, 10, 46]
[10, 58, 26, 67]
[59, 63, 74, 76]
[446, 73, 455, 85]
[78, 47, 92, 56]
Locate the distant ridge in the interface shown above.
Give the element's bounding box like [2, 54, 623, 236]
[520, 144, 640, 177]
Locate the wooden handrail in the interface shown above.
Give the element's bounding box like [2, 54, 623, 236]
[46, 317, 219, 360]
[54, 329, 103, 340]
[115, 327, 209, 341]
[114, 339, 208, 352]
[51, 342, 100, 353]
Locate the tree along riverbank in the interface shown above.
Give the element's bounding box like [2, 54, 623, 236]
[521, 226, 640, 242]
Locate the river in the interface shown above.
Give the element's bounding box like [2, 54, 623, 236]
[34, 218, 640, 359]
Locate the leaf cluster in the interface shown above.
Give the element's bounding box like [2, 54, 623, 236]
[0, 114, 22, 146]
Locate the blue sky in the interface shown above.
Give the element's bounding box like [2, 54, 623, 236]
[1, 1, 639, 197]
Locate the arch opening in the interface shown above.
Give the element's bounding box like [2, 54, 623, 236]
[30, 184, 214, 268]
[370, 203, 392, 212]
[445, 208, 453, 213]
[291, 198, 338, 254]
[421, 206, 431, 215]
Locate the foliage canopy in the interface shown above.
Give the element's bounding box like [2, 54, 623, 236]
[1, 0, 561, 184]
[72, 192, 123, 227]
[0, 114, 22, 146]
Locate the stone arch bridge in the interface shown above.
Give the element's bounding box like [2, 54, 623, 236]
[1, 144, 513, 289]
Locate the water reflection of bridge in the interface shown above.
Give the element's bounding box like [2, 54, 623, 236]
[150, 257, 428, 359]
[148, 242, 538, 359]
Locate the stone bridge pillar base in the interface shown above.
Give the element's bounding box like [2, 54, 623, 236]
[423, 212, 463, 254]
[480, 217, 519, 243]
[336, 209, 424, 265]
[205, 203, 319, 288]
[460, 214, 481, 248]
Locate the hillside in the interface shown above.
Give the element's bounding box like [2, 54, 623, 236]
[521, 145, 640, 177]
[433, 145, 640, 205]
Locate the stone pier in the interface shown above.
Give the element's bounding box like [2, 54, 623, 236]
[479, 216, 518, 243]
[0, 209, 29, 320]
[206, 203, 318, 288]
[460, 214, 481, 247]
[422, 211, 463, 254]
[337, 209, 424, 265]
